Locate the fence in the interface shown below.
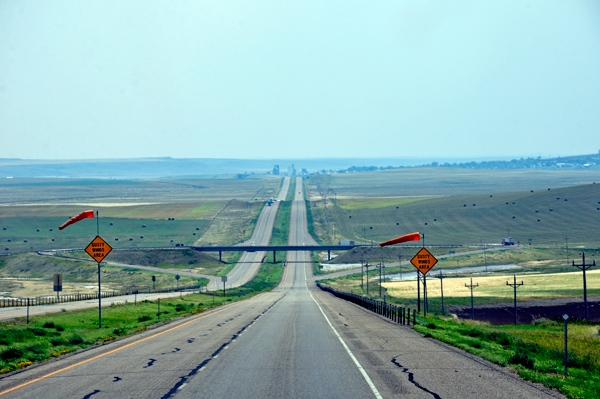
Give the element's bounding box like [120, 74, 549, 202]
[316, 282, 416, 326]
[0, 284, 204, 308]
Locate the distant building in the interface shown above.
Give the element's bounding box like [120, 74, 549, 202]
[273, 165, 280, 175]
[288, 164, 296, 175]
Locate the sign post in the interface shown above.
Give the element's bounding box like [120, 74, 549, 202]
[222, 275, 227, 296]
[53, 273, 62, 299]
[410, 247, 438, 314]
[85, 233, 112, 329]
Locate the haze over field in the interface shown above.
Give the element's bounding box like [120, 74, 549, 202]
[1, 1, 600, 160]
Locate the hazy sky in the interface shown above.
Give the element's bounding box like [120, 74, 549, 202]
[1, 1, 599, 160]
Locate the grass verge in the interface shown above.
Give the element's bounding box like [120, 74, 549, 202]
[413, 314, 600, 399]
[0, 292, 242, 375]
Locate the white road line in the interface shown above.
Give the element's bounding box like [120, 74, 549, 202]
[304, 263, 383, 399]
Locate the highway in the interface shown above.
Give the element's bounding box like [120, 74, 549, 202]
[0, 178, 564, 398]
[206, 177, 290, 290]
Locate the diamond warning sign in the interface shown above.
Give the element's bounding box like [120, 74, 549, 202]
[410, 247, 438, 275]
[85, 236, 112, 263]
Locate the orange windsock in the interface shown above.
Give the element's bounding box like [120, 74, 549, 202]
[59, 210, 94, 230]
[380, 232, 420, 247]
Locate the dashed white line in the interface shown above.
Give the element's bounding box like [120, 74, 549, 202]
[178, 383, 187, 390]
[304, 263, 383, 399]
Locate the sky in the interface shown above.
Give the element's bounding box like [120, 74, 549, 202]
[1, 1, 599, 160]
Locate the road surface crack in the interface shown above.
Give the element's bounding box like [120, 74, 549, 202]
[112, 376, 122, 382]
[143, 358, 157, 368]
[391, 357, 442, 399]
[81, 390, 101, 399]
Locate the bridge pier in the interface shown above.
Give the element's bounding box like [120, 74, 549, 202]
[273, 250, 276, 263]
[219, 251, 222, 262]
[328, 250, 331, 261]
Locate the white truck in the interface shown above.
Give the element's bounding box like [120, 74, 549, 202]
[502, 237, 515, 245]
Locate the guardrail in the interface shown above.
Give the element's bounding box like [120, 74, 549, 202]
[316, 282, 416, 326]
[0, 284, 204, 308]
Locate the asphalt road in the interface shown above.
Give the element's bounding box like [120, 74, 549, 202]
[207, 177, 291, 290]
[0, 180, 563, 398]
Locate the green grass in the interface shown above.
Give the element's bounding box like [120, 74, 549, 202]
[337, 197, 428, 210]
[304, 178, 324, 245]
[0, 292, 245, 374]
[0, 216, 211, 252]
[271, 201, 291, 246]
[412, 315, 600, 399]
[309, 183, 600, 247]
[286, 178, 296, 201]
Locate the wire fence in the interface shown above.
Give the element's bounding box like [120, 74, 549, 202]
[316, 282, 418, 326]
[0, 284, 204, 308]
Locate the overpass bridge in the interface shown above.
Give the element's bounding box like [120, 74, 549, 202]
[189, 245, 359, 262]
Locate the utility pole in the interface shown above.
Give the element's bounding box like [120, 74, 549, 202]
[376, 261, 385, 298]
[572, 252, 595, 321]
[360, 258, 364, 290]
[506, 275, 524, 325]
[398, 253, 403, 281]
[434, 272, 448, 316]
[365, 263, 370, 295]
[465, 278, 479, 320]
[565, 236, 569, 266]
[484, 241, 487, 273]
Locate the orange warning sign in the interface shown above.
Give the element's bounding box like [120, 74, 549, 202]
[85, 236, 113, 263]
[410, 247, 438, 275]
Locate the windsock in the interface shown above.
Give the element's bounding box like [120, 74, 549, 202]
[59, 210, 94, 230]
[380, 232, 420, 247]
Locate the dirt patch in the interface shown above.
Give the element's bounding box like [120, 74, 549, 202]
[448, 296, 600, 325]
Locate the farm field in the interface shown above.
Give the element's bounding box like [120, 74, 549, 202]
[0, 176, 281, 204]
[321, 265, 600, 315]
[309, 183, 600, 247]
[0, 216, 211, 252]
[307, 167, 600, 198]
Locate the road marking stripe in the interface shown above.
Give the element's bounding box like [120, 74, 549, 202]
[304, 264, 383, 399]
[0, 294, 265, 397]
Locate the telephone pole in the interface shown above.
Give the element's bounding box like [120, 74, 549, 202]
[465, 278, 479, 320]
[434, 271, 448, 315]
[572, 252, 596, 321]
[365, 263, 370, 295]
[506, 275, 524, 325]
[565, 236, 569, 266]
